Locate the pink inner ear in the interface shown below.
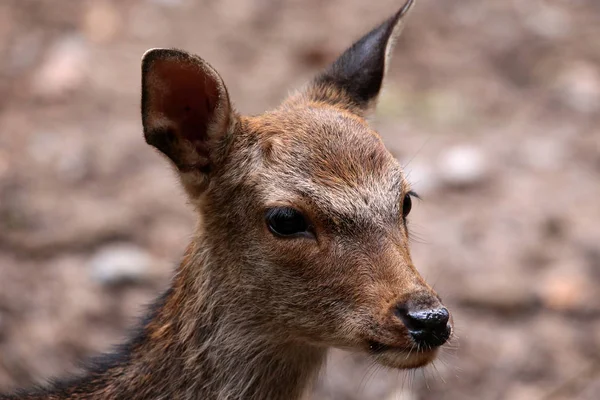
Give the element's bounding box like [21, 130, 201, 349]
[150, 59, 219, 144]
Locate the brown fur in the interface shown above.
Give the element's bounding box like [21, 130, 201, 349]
[2, 1, 453, 399]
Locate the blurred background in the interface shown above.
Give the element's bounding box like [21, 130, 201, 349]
[0, 0, 599, 399]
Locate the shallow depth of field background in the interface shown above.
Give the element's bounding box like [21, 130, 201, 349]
[1, 1, 599, 399]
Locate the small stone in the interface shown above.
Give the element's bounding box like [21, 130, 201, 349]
[538, 272, 590, 312]
[438, 145, 489, 188]
[89, 244, 153, 285]
[31, 36, 89, 98]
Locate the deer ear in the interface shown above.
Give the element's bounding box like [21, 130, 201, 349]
[311, 0, 415, 113]
[141, 48, 234, 195]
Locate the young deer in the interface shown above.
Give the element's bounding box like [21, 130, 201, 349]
[2, 0, 453, 398]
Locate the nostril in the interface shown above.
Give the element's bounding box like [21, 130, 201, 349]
[410, 323, 451, 348]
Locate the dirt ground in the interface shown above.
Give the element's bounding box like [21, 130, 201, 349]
[1, 0, 599, 399]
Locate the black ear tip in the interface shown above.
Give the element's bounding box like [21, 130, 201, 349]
[398, 0, 416, 18]
[386, 0, 416, 33]
[308, 0, 417, 111]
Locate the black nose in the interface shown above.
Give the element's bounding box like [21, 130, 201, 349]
[396, 305, 451, 348]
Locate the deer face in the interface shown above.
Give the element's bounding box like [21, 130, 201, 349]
[141, 0, 452, 369]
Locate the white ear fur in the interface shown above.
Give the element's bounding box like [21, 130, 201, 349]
[383, 0, 416, 79]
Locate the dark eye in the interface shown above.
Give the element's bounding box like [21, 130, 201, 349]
[265, 207, 312, 238]
[402, 193, 413, 218]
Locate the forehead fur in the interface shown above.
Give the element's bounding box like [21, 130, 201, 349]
[239, 102, 409, 227]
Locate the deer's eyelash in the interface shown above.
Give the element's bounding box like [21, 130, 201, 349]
[407, 190, 420, 200]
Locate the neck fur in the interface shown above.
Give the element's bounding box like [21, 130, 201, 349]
[72, 241, 325, 400]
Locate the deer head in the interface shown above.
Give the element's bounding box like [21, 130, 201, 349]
[140, 0, 451, 370]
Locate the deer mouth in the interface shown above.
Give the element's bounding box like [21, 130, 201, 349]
[366, 340, 439, 369]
